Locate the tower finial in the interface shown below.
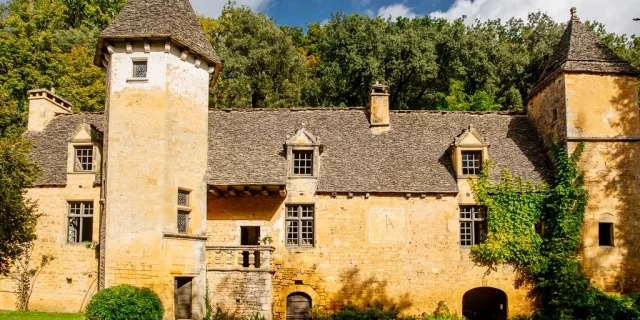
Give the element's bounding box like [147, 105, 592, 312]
[570, 7, 578, 22]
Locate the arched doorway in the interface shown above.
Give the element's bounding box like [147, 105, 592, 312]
[286, 292, 312, 320]
[462, 287, 507, 320]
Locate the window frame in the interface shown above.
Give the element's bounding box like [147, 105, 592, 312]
[67, 201, 94, 243]
[459, 205, 487, 247]
[132, 59, 148, 79]
[292, 150, 314, 176]
[74, 145, 94, 172]
[177, 189, 192, 234]
[461, 151, 483, 176]
[285, 204, 315, 247]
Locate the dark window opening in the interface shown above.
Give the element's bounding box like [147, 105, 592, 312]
[293, 151, 313, 176]
[74, 146, 93, 172]
[68, 202, 93, 243]
[286, 205, 314, 247]
[241, 226, 261, 268]
[460, 206, 486, 247]
[599, 222, 614, 246]
[462, 151, 482, 176]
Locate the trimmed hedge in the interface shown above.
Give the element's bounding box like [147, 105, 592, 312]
[85, 284, 164, 320]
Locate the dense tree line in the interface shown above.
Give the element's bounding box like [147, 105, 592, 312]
[1, 0, 639, 117]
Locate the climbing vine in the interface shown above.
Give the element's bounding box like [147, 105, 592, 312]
[471, 142, 640, 319]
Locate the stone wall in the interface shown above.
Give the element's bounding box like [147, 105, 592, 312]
[0, 174, 100, 313]
[206, 193, 534, 319]
[207, 271, 272, 319]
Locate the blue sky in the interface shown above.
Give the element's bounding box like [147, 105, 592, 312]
[190, 0, 640, 36]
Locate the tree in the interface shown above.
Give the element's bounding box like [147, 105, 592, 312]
[210, 3, 305, 108]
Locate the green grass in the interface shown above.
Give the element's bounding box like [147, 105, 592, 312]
[0, 310, 84, 320]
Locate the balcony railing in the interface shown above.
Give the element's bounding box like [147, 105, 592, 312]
[206, 245, 275, 272]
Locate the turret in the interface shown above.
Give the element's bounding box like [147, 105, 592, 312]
[527, 8, 640, 293]
[95, 1, 221, 318]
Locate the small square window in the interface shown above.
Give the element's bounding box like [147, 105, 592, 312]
[178, 189, 190, 207]
[133, 60, 147, 78]
[462, 151, 482, 176]
[599, 222, 614, 246]
[293, 151, 313, 176]
[74, 146, 94, 172]
[178, 211, 189, 234]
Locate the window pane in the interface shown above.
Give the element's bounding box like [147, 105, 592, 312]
[68, 217, 80, 243]
[286, 220, 299, 245]
[287, 206, 298, 218]
[83, 203, 94, 215]
[301, 206, 313, 218]
[178, 211, 189, 234]
[69, 203, 82, 216]
[133, 61, 147, 78]
[301, 220, 314, 245]
[460, 207, 472, 220]
[474, 220, 487, 244]
[461, 151, 482, 175]
[293, 151, 313, 176]
[81, 217, 93, 242]
[178, 190, 189, 206]
[460, 221, 472, 246]
[75, 147, 93, 172]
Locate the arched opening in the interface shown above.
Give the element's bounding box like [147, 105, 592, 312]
[286, 292, 312, 320]
[462, 287, 507, 320]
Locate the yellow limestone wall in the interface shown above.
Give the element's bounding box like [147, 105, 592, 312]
[0, 174, 100, 313]
[102, 40, 210, 319]
[207, 193, 534, 319]
[527, 73, 640, 293]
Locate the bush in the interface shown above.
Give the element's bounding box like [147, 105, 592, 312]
[85, 284, 164, 320]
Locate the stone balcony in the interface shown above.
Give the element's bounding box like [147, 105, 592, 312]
[206, 245, 276, 272]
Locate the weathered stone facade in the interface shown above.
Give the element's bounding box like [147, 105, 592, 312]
[2, 4, 640, 320]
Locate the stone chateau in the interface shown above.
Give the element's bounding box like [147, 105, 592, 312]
[0, 1, 639, 319]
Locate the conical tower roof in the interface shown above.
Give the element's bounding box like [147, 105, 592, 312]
[529, 7, 639, 97]
[94, 0, 220, 67]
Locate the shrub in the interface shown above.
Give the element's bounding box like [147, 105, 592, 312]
[85, 284, 164, 320]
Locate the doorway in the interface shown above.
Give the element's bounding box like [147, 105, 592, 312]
[462, 287, 507, 320]
[174, 277, 193, 320]
[241, 226, 260, 268]
[286, 292, 311, 320]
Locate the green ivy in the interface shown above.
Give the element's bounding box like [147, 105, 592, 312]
[471, 142, 640, 320]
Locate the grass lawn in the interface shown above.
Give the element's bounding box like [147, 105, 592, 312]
[0, 310, 84, 319]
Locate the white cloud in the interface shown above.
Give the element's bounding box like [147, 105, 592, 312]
[431, 0, 640, 36]
[377, 3, 418, 20]
[190, 0, 271, 18]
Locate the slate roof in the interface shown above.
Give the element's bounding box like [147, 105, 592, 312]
[95, 0, 220, 66]
[25, 113, 104, 186]
[207, 109, 551, 193]
[529, 11, 639, 97]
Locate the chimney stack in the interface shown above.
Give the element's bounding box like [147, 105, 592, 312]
[27, 88, 73, 132]
[369, 81, 390, 133]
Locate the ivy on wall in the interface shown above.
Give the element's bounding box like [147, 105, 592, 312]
[471, 142, 640, 320]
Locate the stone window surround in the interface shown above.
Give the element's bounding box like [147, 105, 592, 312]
[128, 57, 148, 82]
[454, 146, 488, 179]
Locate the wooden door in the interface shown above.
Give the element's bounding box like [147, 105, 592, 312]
[175, 277, 192, 319]
[286, 293, 311, 320]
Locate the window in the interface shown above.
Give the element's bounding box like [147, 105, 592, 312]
[177, 189, 190, 234]
[460, 206, 486, 247]
[132, 60, 147, 78]
[74, 146, 94, 172]
[599, 222, 614, 246]
[68, 202, 93, 243]
[461, 151, 482, 175]
[286, 205, 314, 247]
[292, 151, 313, 176]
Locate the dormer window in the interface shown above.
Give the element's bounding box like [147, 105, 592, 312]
[461, 151, 482, 176]
[293, 150, 313, 176]
[452, 125, 488, 178]
[74, 146, 94, 172]
[132, 60, 147, 78]
[286, 125, 323, 178]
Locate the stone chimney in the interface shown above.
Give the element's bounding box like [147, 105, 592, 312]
[27, 88, 73, 132]
[369, 81, 390, 133]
